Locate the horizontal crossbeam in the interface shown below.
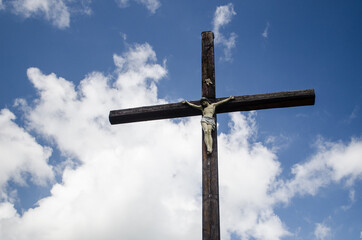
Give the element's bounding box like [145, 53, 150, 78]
[109, 89, 315, 125]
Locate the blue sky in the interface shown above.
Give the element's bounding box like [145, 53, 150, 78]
[0, 0, 361, 239]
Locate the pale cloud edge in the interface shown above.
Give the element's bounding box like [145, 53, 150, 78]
[0, 108, 54, 202]
[212, 3, 237, 62]
[115, 0, 161, 14]
[2, 0, 160, 29]
[137, 0, 161, 13]
[314, 223, 331, 240]
[262, 22, 270, 38]
[10, 0, 71, 29]
[0, 42, 361, 239]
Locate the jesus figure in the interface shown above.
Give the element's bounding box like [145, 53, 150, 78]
[183, 96, 234, 154]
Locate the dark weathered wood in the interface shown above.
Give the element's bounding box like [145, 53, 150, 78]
[201, 31, 220, 240]
[217, 88, 315, 113]
[202, 31, 216, 99]
[109, 89, 315, 125]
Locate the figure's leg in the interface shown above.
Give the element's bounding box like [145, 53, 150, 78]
[201, 122, 208, 149]
[206, 125, 213, 153]
[202, 122, 213, 154]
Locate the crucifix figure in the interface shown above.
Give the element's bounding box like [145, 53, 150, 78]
[109, 31, 315, 240]
[183, 96, 234, 154]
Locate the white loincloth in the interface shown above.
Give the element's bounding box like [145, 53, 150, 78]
[201, 116, 216, 130]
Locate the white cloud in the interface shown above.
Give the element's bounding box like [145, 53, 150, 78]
[0, 202, 18, 222]
[262, 22, 270, 38]
[213, 3, 235, 33]
[115, 0, 160, 14]
[266, 137, 362, 208]
[212, 3, 237, 62]
[4, 0, 160, 27]
[295, 138, 361, 193]
[3, 0, 92, 28]
[0, 108, 54, 202]
[1, 43, 202, 240]
[314, 223, 331, 240]
[0, 41, 362, 240]
[11, 0, 71, 28]
[218, 113, 291, 239]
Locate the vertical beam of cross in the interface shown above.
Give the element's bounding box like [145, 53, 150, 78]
[201, 31, 220, 240]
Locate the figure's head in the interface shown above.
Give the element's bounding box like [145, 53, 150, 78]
[200, 97, 210, 107]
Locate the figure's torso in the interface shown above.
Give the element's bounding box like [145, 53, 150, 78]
[202, 104, 216, 117]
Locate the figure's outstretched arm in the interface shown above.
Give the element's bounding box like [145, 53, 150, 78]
[182, 100, 203, 110]
[214, 96, 235, 107]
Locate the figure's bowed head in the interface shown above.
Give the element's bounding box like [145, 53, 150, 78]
[200, 97, 211, 108]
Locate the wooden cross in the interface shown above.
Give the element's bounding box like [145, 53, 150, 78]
[109, 31, 315, 240]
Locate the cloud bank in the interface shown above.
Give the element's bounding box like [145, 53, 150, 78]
[0, 42, 361, 240]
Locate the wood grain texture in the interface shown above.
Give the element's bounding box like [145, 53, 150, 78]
[201, 31, 220, 240]
[202, 31, 216, 99]
[109, 89, 315, 125]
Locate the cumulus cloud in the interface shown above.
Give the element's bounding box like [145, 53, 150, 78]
[0, 202, 18, 220]
[0, 0, 4, 10]
[218, 112, 291, 239]
[0, 43, 202, 240]
[212, 3, 237, 62]
[115, 0, 160, 14]
[1, 41, 362, 240]
[0, 108, 54, 202]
